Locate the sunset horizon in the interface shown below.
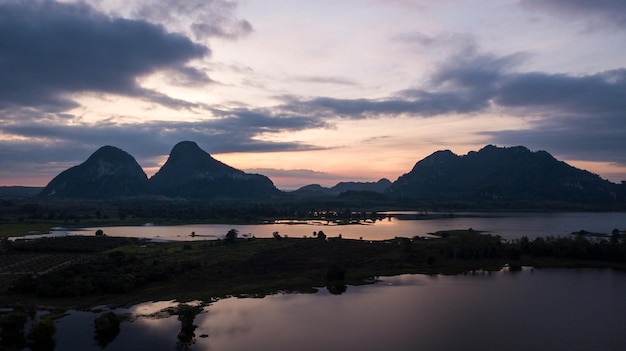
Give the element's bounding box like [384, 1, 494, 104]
[2, 0, 625, 190]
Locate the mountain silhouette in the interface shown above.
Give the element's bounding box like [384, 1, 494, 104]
[388, 145, 623, 204]
[41, 145, 148, 198]
[149, 141, 280, 199]
[37, 142, 625, 206]
[292, 179, 392, 196]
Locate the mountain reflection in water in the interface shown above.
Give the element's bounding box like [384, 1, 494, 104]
[48, 268, 626, 351]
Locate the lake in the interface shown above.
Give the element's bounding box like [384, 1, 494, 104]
[46, 268, 626, 351]
[37, 211, 626, 241]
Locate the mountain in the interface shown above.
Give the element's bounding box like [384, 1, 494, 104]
[292, 179, 392, 196]
[389, 145, 624, 205]
[149, 141, 280, 199]
[41, 146, 148, 198]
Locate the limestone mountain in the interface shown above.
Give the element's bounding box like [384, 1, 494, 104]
[388, 145, 624, 205]
[41, 146, 148, 198]
[149, 141, 280, 199]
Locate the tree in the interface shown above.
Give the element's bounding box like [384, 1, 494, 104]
[0, 311, 28, 350]
[224, 229, 238, 242]
[317, 230, 327, 241]
[27, 319, 56, 351]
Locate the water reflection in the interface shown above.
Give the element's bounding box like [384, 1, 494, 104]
[36, 268, 625, 350]
[28, 211, 626, 242]
[326, 284, 347, 295]
[173, 304, 203, 350]
[93, 312, 120, 348]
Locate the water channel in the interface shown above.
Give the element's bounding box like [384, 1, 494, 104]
[45, 268, 626, 351]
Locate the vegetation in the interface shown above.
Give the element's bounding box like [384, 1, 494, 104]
[27, 318, 56, 351]
[1, 228, 625, 308]
[0, 310, 28, 350]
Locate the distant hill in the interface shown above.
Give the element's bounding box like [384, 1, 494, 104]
[292, 179, 392, 197]
[0, 186, 43, 199]
[40, 146, 149, 198]
[388, 145, 624, 205]
[149, 141, 280, 199]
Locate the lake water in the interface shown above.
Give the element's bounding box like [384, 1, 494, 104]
[39, 211, 626, 241]
[46, 268, 626, 351]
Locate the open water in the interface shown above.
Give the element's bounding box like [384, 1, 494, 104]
[45, 268, 626, 351]
[35, 211, 626, 241]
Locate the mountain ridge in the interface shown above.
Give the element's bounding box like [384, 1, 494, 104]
[291, 179, 392, 196]
[36, 142, 626, 206]
[388, 145, 624, 204]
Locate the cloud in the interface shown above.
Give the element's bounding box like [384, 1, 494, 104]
[85, 0, 253, 41]
[520, 0, 626, 29]
[483, 118, 626, 166]
[277, 49, 524, 119]
[376, 0, 426, 11]
[393, 31, 475, 49]
[292, 76, 358, 86]
[244, 168, 338, 180]
[273, 48, 626, 168]
[485, 69, 626, 164]
[496, 69, 626, 115]
[0, 104, 331, 180]
[2, 112, 325, 155]
[243, 168, 358, 190]
[0, 114, 327, 183]
[0, 0, 208, 112]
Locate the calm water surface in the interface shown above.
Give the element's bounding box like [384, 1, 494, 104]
[49, 268, 626, 351]
[39, 211, 626, 241]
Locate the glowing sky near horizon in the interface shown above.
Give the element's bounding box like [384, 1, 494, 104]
[1, 0, 626, 190]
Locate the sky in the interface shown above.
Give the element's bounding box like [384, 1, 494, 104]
[1, 0, 626, 190]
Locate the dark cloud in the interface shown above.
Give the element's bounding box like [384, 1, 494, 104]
[429, 49, 525, 92]
[484, 68, 626, 165]
[0, 105, 330, 182]
[496, 69, 626, 116]
[0, 0, 208, 112]
[487, 67, 626, 166]
[2, 111, 325, 156]
[116, 0, 253, 40]
[483, 117, 626, 167]
[299, 93, 484, 117]
[520, 0, 626, 29]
